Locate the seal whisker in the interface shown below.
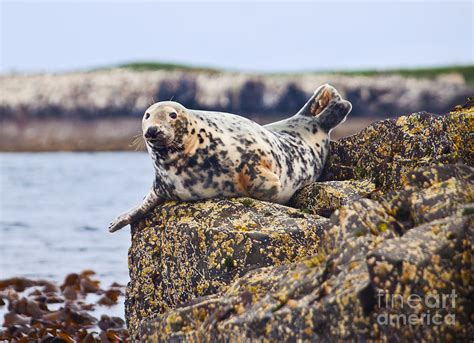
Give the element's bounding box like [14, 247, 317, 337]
[130, 133, 146, 151]
[148, 97, 156, 107]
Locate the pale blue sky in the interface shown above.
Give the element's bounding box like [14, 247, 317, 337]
[1, 1, 473, 73]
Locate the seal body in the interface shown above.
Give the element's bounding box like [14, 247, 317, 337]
[109, 84, 352, 232]
[150, 109, 329, 203]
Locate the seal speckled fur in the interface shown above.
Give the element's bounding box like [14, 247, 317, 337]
[109, 84, 351, 232]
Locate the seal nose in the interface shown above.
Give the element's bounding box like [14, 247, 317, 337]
[145, 126, 159, 139]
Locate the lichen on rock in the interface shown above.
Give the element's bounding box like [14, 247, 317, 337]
[126, 99, 474, 342]
[125, 198, 327, 338]
[289, 179, 376, 217]
[320, 102, 473, 189]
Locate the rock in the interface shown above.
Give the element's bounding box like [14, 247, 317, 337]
[125, 198, 328, 337]
[379, 164, 474, 231]
[320, 104, 473, 189]
[289, 179, 376, 217]
[125, 101, 474, 341]
[139, 165, 473, 342]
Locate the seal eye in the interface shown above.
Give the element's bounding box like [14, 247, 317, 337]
[145, 113, 150, 119]
[169, 112, 177, 120]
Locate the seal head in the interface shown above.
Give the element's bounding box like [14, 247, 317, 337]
[142, 101, 188, 149]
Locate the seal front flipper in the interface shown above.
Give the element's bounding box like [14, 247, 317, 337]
[297, 84, 352, 132]
[108, 187, 162, 233]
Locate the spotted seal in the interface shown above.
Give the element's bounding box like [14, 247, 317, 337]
[109, 84, 352, 232]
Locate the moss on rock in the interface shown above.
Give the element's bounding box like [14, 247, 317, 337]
[289, 179, 376, 217]
[139, 165, 473, 342]
[126, 100, 474, 342]
[320, 104, 473, 189]
[125, 198, 327, 338]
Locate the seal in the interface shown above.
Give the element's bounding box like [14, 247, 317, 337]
[109, 84, 352, 232]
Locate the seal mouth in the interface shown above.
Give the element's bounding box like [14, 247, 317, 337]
[145, 137, 162, 143]
[145, 136, 168, 146]
[143, 126, 175, 147]
[144, 134, 175, 148]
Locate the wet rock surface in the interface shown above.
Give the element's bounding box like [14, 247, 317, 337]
[127, 100, 473, 341]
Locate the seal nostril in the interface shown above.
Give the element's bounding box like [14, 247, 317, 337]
[145, 113, 150, 119]
[145, 126, 158, 139]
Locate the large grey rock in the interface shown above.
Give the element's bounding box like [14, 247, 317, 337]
[125, 101, 474, 341]
[139, 165, 473, 342]
[125, 198, 327, 339]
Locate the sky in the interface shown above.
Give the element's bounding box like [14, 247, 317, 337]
[1, 1, 473, 73]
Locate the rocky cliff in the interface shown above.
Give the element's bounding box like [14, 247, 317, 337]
[125, 99, 473, 342]
[1, 69, 472, 120]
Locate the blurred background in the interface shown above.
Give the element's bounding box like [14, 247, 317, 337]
[1, 1, 473, 150]
[0, 1, 473, 285]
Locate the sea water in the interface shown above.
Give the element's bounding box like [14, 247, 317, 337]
[0, 152, 154, 288]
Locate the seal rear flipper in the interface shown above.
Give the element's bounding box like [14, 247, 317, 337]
[297, 84, 352, 132]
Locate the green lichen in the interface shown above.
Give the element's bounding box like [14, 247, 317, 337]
[378, 222, 388, 233]
[353, 165, 365, 177]
[239, 198, 255, 207]
[224, 255, 235, 271]
[462, 207, 474, 216]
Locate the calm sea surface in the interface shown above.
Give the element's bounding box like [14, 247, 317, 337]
[0, 152, 154, 287]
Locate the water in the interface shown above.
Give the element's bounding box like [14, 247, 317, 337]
[0, 152, 154, 287]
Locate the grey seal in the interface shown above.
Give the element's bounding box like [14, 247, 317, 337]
[109, 84, 352, 232]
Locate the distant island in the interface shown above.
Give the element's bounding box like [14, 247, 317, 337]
[1, 63, 472, 151]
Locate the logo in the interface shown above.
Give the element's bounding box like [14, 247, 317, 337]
[376, 289, 457, 326]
